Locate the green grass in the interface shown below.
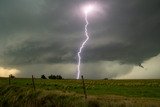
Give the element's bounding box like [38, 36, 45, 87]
[0, 78, 160, 107]
[2, 78, 160, 98]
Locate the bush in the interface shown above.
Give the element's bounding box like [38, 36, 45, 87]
[56, 75, 62, 79]
[41, 75, 47, 79]
[48, 75, 62, 79]
[104, 78, 108, 80]
[10, 74, 15, 79]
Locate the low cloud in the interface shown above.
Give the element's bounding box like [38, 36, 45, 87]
[16, 61, 133, 79]
[0, 67, 20, 77]
[116, 54, 160, 79]
[11, 54, 160, 79]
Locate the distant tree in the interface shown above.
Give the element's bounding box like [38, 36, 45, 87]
[48, 74, 63, 79]
[48, 74, 56, 79]
[56, 75, 62, 79]
[59, 75, 62, 79]
[48, 75, 52, 79]
[53, 75, 56, 79]
[104, 78, 108, 80]
[56, 75, 59, 79]
[41, 75, 47, 79]
[10, 74, 15, 78]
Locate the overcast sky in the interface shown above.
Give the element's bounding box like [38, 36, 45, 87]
[0, 0, 160, 79]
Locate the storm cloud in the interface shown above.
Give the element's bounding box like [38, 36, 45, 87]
[0, 0, 160, 78]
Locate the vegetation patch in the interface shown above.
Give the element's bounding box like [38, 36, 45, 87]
[0, 78, 160, 107]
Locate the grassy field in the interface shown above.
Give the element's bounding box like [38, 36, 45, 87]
[0, 78, 160, 107]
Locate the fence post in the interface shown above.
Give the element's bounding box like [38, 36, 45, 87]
[81, 75, 87, 99]
[9, 75, 11, 85]
[32, 75, 36, 91]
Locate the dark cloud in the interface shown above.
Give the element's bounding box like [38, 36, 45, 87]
[2, 40, 76, 65]
[85, 0, 160, 65]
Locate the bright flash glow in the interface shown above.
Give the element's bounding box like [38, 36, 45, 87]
[77, 4, 95, 79]
[83, 5, 94, 14]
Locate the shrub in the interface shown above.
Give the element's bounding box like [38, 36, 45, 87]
[41, 75, 47, 79]
[48, 75, 62, 79]
[10, 74, 15, 78]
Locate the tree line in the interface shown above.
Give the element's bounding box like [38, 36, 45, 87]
[6, 74, 63, 80]
[41, 74, 62, 79]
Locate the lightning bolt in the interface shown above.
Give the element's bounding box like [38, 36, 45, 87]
[77, 13, 89, 79]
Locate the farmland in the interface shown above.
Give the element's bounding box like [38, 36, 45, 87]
[0, 78, 160, 107]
